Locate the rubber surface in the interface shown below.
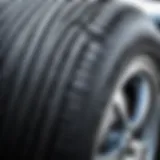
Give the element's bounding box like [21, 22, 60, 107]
[0, 1, 159, 160]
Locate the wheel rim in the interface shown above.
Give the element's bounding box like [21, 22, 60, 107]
[94, 55, 159, 160]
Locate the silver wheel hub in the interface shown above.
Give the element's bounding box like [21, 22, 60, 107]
[94, 55, 159, 160]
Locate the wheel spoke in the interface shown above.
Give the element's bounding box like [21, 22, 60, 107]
[124, 140, 147, 160]
[114, 89, 128, 125]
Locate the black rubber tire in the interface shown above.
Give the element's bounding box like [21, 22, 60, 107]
[0, 1, 159, 160]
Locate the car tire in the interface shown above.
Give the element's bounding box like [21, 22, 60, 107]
[0, 1, 160, 160]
